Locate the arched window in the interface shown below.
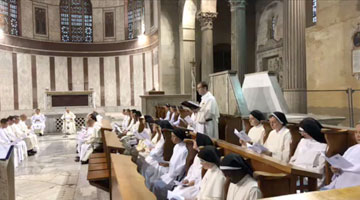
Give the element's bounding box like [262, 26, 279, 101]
[0, 0, 20, 36]
[60, 0, 93, 43]
[127, 0, 144, 40]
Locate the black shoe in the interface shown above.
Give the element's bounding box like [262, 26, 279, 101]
[75, 157, 80, 162]
[81, 160, 89, 165]
[27, 151, 35, 156]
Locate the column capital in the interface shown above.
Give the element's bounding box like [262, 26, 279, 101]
[229, 0, 246, 11]
[196, 12, 218, 31]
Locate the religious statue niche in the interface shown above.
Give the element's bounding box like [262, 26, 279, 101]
[268, 15, 278, 41]
[0, 0, 19, 36]
[263, 56, 284, 87]
[60, 0, 93, 43]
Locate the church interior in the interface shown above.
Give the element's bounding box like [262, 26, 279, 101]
[1, 0, 360, 199]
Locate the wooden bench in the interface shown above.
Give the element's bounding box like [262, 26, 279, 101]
[111, 154, 156, 200]
[261, 185, 360, 200]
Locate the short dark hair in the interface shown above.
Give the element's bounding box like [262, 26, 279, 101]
[126, 109, 131, 112]
[7, 116, 14, 121]
[198, 81, 208, 90]
[0, 118, 7, 124]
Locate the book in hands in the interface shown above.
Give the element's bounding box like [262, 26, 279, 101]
[323, 153, 354, 169]
[184, 116, 194, 125]
[144, 139, 155, 149]
[234, 129, 252, 142]
[248, 143, 269, 154]
[181, 101, 200, 110]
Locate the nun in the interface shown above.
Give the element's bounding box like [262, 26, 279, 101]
[322, 123, 360, 190]
[240, 110, 266, 146]
[164, 104, 172, 121]
[263, 112, 292, 163]
[151, 128, 189, 199]
[197, 145, 226, 200]
[220, 154, 262, 200]
[289, 118, 327, 187]
[168, 133, 214, 200]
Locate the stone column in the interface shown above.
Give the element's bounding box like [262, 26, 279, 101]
[229, 0, 247, 84]
[283, 0, 307, 113]
[197, 12, 217, 83]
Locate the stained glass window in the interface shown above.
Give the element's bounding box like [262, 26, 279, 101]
[60, 0, 92, 43]
[312, 0, 317, 23]
[127, 0, 144, 40]
[0, 0, 19, 36]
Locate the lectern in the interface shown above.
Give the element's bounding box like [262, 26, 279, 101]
[0, 145, 15, 200]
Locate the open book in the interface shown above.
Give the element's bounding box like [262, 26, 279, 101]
[323, 153, 354, 169]
[234, 129, 252, 142]
[248, 143, 269, 154]
[181, 101, 200, 110]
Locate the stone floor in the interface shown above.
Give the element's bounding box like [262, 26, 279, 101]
[15, 134, 109, 200]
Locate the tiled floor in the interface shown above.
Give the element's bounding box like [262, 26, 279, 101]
[15, 134, 109, 200]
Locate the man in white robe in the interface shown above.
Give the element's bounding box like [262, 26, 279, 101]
[0, 119, 21, 167]
[322, 124, 360, 190]
[19, 114, 39, 152]
[78, 119, 96, 164]
[6, 117, 28, 159]
[61, 108, 77, 135]
[152, 128, 188, 200]
[12, 116, 37, 155]
[263, 112, 292, 163]
[196, 81, 220, 139]
[31, 109, 46, 136]
[220, 154, 262, 200]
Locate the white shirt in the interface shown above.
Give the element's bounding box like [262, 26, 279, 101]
[32, 113, 46, 124]
[226, 175, 262, 200]
[161, 142, 188, 184]
[121, 115, 130, 130]
[264, 127, 292, 163]
[196, 92, 220, 139]
[164, 111, 171, 121]
[248, 124, 265, 145]
[197, 165, 226, 200]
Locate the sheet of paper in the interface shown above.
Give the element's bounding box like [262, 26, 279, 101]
[195, 123, 205, 134]
[140, 130, 151, 140]
[167, 190, 185, 200]
[248, 143, 269, 154]
[144, 139, 155, 149]
[234, 129, 252, 142]
[324, 154, 354, 169]
[0, 145, 11, 160]
[184, 116, 194, 125]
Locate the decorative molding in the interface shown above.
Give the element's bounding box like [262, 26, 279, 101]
[229, 0, 246, 11]
[196, 12, 217, 31]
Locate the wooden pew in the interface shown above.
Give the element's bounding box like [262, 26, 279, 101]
[111, 154, 156, 200]
[261, 185, 360, 200]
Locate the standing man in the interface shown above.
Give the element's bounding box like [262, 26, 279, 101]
[31, 109, 46, 136]
[61, 108, 77, 135]
[196, 81, 220, 139]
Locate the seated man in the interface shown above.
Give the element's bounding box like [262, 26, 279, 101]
[12, 115, 37, 156]
[78, 119, 96, 164]
[120, 111, 142, 153]
[121, 109, 131, 131]
[6, 116, 28, 159]
[220, 154, 262, 200]
[240, 110, 266, 146]
[19, 114, 39, 152]
[322, 123, 360, 190]
[197, 145, 226, 200]
[263, 112, 292, 163]
[31, 109, 46, 136]
[152, 128, 188, 200]
[61, 108, 77, 135]
[0, 118, 22, 167]
[289, 118, 327, 187]
[133, 115, 155, 157]
[168, 133, 214, 200]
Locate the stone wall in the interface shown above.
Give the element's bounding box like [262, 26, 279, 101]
[306, 0, 360, 126]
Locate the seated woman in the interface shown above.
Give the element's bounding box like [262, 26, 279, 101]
[322, 123, 360, 190]
[150, 128, 188, 199]
[168, 133, 214, 200]
[78, 119, 96, 164]
[263, 112, 292, 163]
[220, 154, 262, 200]
[289, 117, 327, 187]
[197, 146, 226, 200]
[240, 110, 266, 146]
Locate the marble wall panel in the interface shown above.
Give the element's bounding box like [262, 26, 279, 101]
[133, 54, 144, 107]
[54, 57, 68, 91]
[21, 0, 34, 39]
[71, 57, 84, 91]
[104, 57, 117, 107]
[145, 51, 153, 91]
[0, 52, 14, 111]
[36, 55, 50, 110]
[17, 53, 33, 110]
[116, 6, 125, 41]
[88, 57, 101, 107]
[48, 5, 60, 41]
[93, 8, 104, 42]
[153, 47, 160, 90]
[119, 55, 131, 106]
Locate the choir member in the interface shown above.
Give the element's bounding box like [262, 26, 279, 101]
[240, 110, 266, 146]
[164, 104, 171, 121]
[12, 116, 37, 155]
[220, 154, 262, 200]
[6, 116, 28, 159]
[78, 119, 96, 164]
[196, 81, 220, 139]
[263, 112, 292, 162]
[169, 105, 178, 125]
[61, 108, 77, 135]
[121, 109, 131, 131]
[197, 145, 226, 200]
[19, 114, 39, 152]
[0, 118, 22, 167]
[289, 118, 327, 187]
[31, 109, 46, 136]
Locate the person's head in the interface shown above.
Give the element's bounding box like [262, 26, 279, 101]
[126, 109, 131, 114]
[171, 128, 186, 144]
[177, 106, 183, 114]
[35, 109, 40, 114]
[299, 118, 326, 143]
[145, 115, 155, 127]
[155, 120, 174, 132]
[7, 116, 14, 125]
[0, 118, 8, 128]
[66, 108, 70, 113]
[134, 111, 142, 120]
[87, 119, 95, 127]
[164, 104, 171, 111]
[220, 154, 253, 184]
[88, 113, 97, 121]
[249, 110, 265, 126]
[20, 114, 27, 121]
[13, 116, 20, 124]
[355, 123, 360, 144]
[197, 81, 208, 96]
[122, 109, 126, 115]
[170, 105, 176, 113]
[198, 145, 220, 170]
[131, 109, 137, 118]
[269, 112, 287, 131]
[194, 133, 213, 152]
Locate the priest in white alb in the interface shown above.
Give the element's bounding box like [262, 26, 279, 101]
[195, 81, 220, 139]
[61, 108, 77, 135]
[31, 109, 46, 136]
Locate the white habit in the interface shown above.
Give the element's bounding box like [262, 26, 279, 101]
[197, 165, 226, 200]
[61, 112, 77, 134]
[79, 127, 96, 161]
[19, 120, 39, 151]
[196, 92, 220, 139]
[31, 113, 46, 135]
[248, 124, 265, 145]
[264, 127, 292, 163]
[226, 175, 262, 200]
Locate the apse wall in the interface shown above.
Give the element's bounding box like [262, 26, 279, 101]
[0, 33, 159, 117]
